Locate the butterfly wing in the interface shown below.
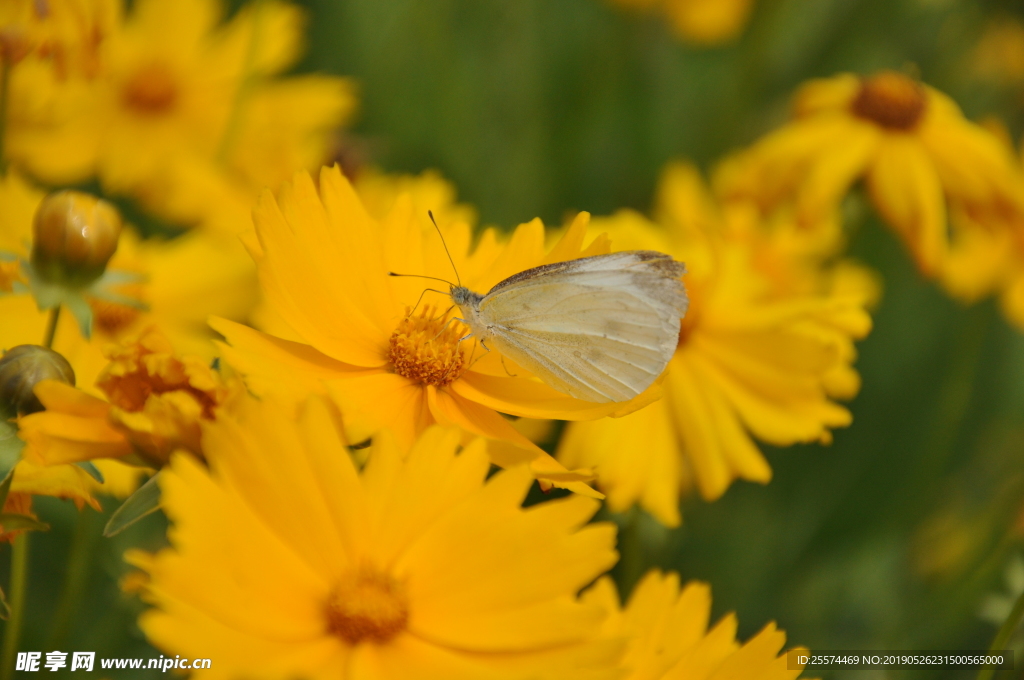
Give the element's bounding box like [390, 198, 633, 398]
[478, 251, 688, 403]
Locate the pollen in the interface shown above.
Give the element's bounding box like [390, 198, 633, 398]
[850, 71, 927, 131]
[325, 567, 410, 645]
[388, 306, 468, 388]
[122, 62, 179, 115]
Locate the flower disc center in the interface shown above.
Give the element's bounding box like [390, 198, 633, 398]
[388, 306, 467, 388]
[850, 71, 927, 131]
[88, 286, 144, 335]
[122, 62, 179, 115]
[326, 568, 409, 644]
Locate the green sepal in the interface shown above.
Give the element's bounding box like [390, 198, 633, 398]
[75, 461, 105, 483]
[0, 420, 24, 501]
[0, 514, 49, 532]
[20, 260, 149, 341]
[104, 472, 161, 537]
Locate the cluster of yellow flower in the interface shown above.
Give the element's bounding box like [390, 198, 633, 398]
[2, 0, 1020, 677]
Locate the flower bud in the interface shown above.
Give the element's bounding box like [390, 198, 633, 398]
[0, 345, 76, 418]
[31, 190, 122, 287]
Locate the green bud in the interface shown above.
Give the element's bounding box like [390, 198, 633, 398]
[0, 345, 76, 419]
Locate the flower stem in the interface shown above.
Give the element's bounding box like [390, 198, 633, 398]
[47, 511, 98, 649]
[976, 586, 1024, 680]
[42, 306, 60, 350]
[0, 534, 29, 680]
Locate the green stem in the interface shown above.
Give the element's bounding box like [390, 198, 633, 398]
[42, 306, 60, 350]
[47, 511, 98, 649]
[0, 60, 9, 175]
[977, 586, 1024, 680]
[216, 0, 266, 164]
[914, 305, 990, 495]
[0, 534, 29, 680]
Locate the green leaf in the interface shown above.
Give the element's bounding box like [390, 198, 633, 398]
[62, 293, 93, 340]
[75, 461, 105, 483]
[103, 472, 161, 537]
[0, 513, 49, 532]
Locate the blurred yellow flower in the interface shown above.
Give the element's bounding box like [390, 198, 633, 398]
[559, 163, 874, 525]
[19, 328, 240, 468]
[972, 17, 1024, 86]
[0, 0, 114, 74]
[715, 71, 1024, 274]
[213, 165, 652, 495]
[936, 128, 1024, 332]
[582, 569, 808, 680]
[0, 171, 257, 389]
[609, 0, 755, 45]
[132, 399, 620, 679]
[5, 0, 355, 234]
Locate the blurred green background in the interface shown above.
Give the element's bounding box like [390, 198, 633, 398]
[13, 0, 1024, 677]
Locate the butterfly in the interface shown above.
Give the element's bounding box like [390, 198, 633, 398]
[448, 250, 688, 403]
[390, 213, 689, 403]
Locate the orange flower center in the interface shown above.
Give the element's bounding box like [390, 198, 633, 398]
[88, 289, 144, 335]
[0, 260, 23, 294]
[850, 71, 927, 131]
[326, 567, 409, 644]
[97, 340, 219, 420]
[388, 306, 467, 388]
[122, 62, 179, 115]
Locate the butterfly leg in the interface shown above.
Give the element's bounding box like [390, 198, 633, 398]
[499, 354, 517, 378]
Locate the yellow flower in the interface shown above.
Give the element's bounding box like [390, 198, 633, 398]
[558, 163, 874, 525]
[0, 171, 257, 389]
[581, 569, 808, 680]
[19, 328, 239, 468]
[354, 167, 479, 231]
[715, 71, 1024, 274]
[937, 131, 1024, 332]
[252, 168, 478, 338]
[0, 0, 114, 74]
[213, 165, 652, 494]
[131, 398, 621, 680]
[6, 0, 355, 233]
[608, 0, 755, 45]
[971, 17, 1024, 86]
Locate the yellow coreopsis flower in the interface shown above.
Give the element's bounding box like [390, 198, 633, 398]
[213, 165, 654, 494]
[0, 171, 257, 389]
[582, 570, 808, 680]
[558, 163, 874, 526]
[130, 398, 621, 679]
[715, 70, 1024, 274]
[5, 0, 355, 234]
[252, 168, 478, 339]
[609, 0, 755, 45]
[19, 328, 241, 468]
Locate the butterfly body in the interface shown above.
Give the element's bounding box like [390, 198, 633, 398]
[450, 250, 688, 403]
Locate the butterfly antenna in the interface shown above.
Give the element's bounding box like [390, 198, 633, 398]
[428, 210, 462, 287]
[387, 272, 456, 287]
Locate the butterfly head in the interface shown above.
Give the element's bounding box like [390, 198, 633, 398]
[449, 285, 483, 309]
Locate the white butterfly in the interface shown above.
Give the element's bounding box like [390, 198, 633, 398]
[450, 251, 688, 403]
